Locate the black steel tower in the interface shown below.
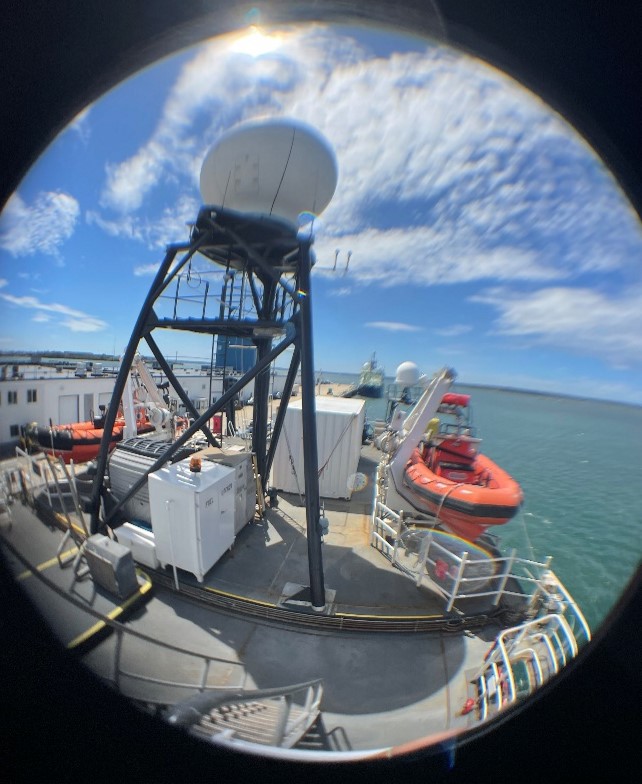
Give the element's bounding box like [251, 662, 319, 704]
[87, 204, 327, 608]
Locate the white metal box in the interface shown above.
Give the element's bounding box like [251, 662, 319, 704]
[114, 522, 159, 570]
[148, 458, 235, 582]
[270, 396, 366, 499]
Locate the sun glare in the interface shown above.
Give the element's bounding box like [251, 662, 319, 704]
[230, 26, 281, 56]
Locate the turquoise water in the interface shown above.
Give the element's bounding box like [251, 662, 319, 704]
[322, 372, 642, 634]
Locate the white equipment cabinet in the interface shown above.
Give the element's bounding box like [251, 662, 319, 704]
[270, 396, 366, 499]
[148, 458, 235, 583]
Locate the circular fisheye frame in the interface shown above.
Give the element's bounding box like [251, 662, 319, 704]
[1, 3, 640, 780]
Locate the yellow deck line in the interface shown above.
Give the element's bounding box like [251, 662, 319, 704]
[66, 570, 152, 650]
[202, 585, 275, 608]
[16, 547, 79, 581]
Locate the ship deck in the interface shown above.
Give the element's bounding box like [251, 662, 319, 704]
[0, 442, 516, 753]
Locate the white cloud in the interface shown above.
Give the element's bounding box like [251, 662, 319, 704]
[365, 321, 423, 333]
[87, 193, 199, 251]
[98, 30, 320, 213]
[61, 317, 107, 333]
[85, 25, 642, 386]
[0, 191, 80, 258]
[0, 293, 108, 333]
[434, 324, 473, 337]
[95, 25, 642, 290]
[133, 263, 161, 277]
[313, 226, 552, 287]
[102, 141, 166, 212]
[471, 286, 642, 368]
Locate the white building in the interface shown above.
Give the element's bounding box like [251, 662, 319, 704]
[0, 368, 116, 450]
[0, 360, 297, 453]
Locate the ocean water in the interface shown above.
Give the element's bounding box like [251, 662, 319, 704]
[322, 371, 642, 634]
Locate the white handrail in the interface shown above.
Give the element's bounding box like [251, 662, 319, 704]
[371, 496, 593, 644]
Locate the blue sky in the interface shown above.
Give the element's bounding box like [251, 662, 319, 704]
[1, 23, 642, 404]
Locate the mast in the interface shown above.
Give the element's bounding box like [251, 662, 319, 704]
[88, 118, 338, 611]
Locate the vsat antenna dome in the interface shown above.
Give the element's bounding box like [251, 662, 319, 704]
[199, 118, 338, 226]
[395, 361, 421, 386]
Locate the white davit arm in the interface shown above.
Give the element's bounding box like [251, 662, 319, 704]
[122, 353, 172, 439]
[122, 364, 138, 440]
[388, 367, 456, 492]
[131, 353, 166, 407]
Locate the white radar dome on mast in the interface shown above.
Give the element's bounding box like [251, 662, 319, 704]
[395, 361, 421, 386]
[199, 118, 338, 227]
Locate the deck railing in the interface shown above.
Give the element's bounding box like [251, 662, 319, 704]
[371, 481, 591, 646]
[0, 529, 323, 749]
[471, 612, 583, 717]
[0, 532, 247, 701]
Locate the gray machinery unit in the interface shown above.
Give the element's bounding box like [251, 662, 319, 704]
[108, 437, 197, 526]
[84, 534, 139, 599]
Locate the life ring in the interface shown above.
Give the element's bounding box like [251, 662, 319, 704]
[434, 559, 449, 580]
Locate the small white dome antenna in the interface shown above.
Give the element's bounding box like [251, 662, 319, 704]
[395, 361, 421, 386]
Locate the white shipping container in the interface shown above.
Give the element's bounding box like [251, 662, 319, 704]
[270, 396, 365, 499]
[148, 458, 235, 582]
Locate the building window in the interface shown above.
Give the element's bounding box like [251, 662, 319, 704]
[10, 424, 20, 437]
[8, 390, 17, 404]
[27, 389, 38, 403]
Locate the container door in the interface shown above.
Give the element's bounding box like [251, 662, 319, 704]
[58, 394, 79, 424]
[83, 393, 93, 420]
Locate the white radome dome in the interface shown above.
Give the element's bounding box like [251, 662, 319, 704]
[199, 118, 338, 226]
[395, 361, 421, 386]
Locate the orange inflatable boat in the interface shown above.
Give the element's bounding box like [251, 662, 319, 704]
[402, 393, 523, 541]
[27, 414, 155, 464]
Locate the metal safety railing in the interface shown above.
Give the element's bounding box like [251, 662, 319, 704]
[1, 531, 323, 749]
[371, 475, 591, 645]
[173, 679, 324, 750]
[0, 531, 247, 702]
[12, 447, 92, 573]
[370, 474, 591, 725]
[471, 612, 583, 718]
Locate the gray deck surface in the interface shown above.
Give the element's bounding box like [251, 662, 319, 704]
[0, 445, 506, 752]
